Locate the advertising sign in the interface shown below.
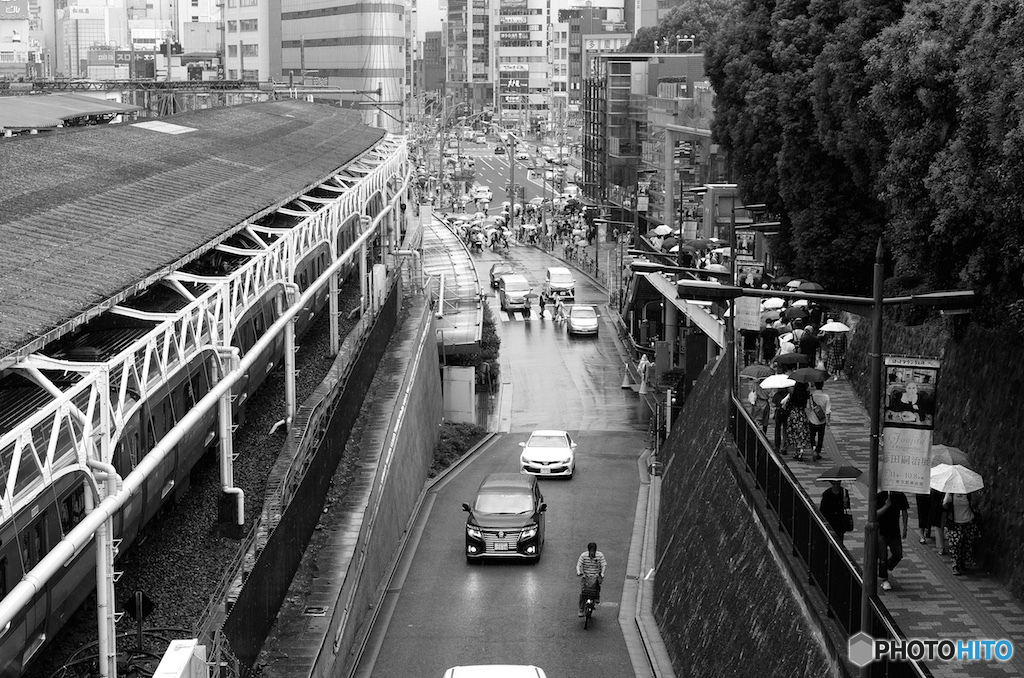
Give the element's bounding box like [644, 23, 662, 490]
[880, 356, 941, 493]
[0, 0, 30, 19]
[500, 64, 528, 72]
[637, 181, 650, 212]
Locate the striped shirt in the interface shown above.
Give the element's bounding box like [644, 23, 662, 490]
[576, 551, 607, 578]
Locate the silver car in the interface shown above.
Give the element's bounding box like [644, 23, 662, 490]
[566, 304, 599, 336]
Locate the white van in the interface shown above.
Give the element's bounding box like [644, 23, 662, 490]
[443, 666, 547, 678]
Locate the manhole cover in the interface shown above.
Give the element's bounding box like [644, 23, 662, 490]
[303, 606, 328, 617]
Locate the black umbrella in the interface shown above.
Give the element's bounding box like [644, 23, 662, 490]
[774, 275, 795, 285]
[783, 306, 810, 320]
[789, 367, 830, 383]
[774, 353, 810, 366]
[817, 465, 863, 482]
[797, 281, 825, 292]
[740, 364, 775, 380]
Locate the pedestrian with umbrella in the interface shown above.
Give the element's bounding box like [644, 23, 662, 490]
[820, 319, 850, 379]
[742, 365, 775, 431]
[761, 373, 796, 454]
[802, 379, 832, 461]
[935, 464, 984, 575]
[780, 381, 814, 461]
[759, 317, 780, 365]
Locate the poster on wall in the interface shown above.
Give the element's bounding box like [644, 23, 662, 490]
[879, 356, 941, 494]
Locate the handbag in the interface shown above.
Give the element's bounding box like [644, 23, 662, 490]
[843, 512, 855, 533]
[808, 395, 826, 421]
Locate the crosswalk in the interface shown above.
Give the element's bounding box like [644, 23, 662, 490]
[488, 300, 569, 323]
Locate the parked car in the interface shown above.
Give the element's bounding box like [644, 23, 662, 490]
[489, 262, 516, 288]
[519, 429, 576, 478]
[462, 473, 547, 562]
[498, 274, 533, 313]
[542, 266, 576, 303]
[566, 304, 600, 336]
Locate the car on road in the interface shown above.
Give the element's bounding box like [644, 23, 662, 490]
[462, 473, 547, 562]
[494, 144, 506, 154]
[566, 304, 600, 336]
[474, 185, 493, 202]
[444, 667, 547, 678]
[498, 274, 533, 313]
[515, 150, 530, 160]
[542, 266, 576, 303]
[519, 429, 576, 478]
[489, 262, 516, 288]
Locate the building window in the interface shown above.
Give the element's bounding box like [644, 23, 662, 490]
[241, 43, 258, 57]
[228, 68, 238, 79]
[227, 44, 237, 56]
[239, 18, 257, 30]
[192, 15, 199, 21]
[240, 0, 257, 7]
[241, 68, 259, 80]
[227, 20, 237, 31]
[191, 0, 198, 5]
[0, 52, 14, 63]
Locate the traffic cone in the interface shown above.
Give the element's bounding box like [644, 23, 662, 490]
[621, 362, 634, 389]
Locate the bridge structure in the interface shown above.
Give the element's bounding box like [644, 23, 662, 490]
[0, 101, 411, 677]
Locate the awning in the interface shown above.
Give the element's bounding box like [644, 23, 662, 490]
[641, 272, 726, 348]
[0, 93, 143, 131]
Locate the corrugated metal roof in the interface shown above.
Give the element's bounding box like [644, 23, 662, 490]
[421, 216, 483, 352]
[0, 100, 386, 365]
[0, 92, 144, 130]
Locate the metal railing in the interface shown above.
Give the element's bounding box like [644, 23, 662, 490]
[729, 397, 931, 678]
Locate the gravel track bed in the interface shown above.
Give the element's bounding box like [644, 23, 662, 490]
[29, 285, 363, 678]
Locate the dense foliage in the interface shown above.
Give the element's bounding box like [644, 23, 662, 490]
[702, 0, 1024, 331]
[622, 0, 736, 53]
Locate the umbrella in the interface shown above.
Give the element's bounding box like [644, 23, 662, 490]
[712, 247, 733, 257]
[678, 244, 698, 254]
[662, 236, 679, 249]
[529, 197, 545, 206]
[819, 321, 851, 332]
[685, 238, 711, 250]
[649, 224, 673, 236]
[706, 263, 730, 273]
[760, 374, 796, 389]
[475, 211, 486, 219]
[930, 445, 972, 468]
[817, 465, 863, 482]
[792, 299, 809, 307]
[783, 306, 810, 320]
[740, 364, 775, 380]
[930, 464, 984, 494]
[789, 367, 830, 383]
[774, 275, 795, 285]
[798, 281, 825, 292]
[779, 332, 794, 343]
[762, 298, 786, 310]
[760, 311, 781, 325]
[774, 353, 810, 366]
[669, 245, 680, 253]
[786, 279, 804, 289]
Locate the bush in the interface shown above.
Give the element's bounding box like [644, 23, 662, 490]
[431, 421, 487, 477]
[441, 302, 501, 382]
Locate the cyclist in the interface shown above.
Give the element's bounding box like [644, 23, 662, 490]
[576, 541, 607, 617]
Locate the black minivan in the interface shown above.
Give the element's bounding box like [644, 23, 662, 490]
[462, 473, 547, 562]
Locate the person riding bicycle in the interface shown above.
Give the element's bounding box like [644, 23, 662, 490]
[576, 541, 607, 617]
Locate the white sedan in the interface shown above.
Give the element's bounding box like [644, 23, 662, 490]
[515, 150, 531, 160]
[519, 430, 577, 478]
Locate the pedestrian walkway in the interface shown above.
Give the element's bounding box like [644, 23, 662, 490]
[778, 376, 1024, 677]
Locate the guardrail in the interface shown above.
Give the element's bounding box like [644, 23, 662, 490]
[729, 397, 931, 678]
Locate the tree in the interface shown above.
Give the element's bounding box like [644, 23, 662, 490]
[622, 0, 736, 53]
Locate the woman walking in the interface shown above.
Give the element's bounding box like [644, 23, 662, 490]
[781, 382, 814, 461]
[943, 492, 980, 576]
[824, 328, 848, 379]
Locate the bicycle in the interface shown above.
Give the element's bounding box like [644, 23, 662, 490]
[580, 575, 600, 629]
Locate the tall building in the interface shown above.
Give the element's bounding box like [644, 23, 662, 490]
[0, 0, 36, 78]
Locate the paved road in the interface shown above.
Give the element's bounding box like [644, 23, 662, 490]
[354, 242, 650, 677]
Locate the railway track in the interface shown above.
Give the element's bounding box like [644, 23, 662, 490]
[27, 284, 363, 678]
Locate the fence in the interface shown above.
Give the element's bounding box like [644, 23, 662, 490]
[729, 397, 931, 678]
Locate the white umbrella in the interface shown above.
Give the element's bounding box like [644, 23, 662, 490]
[762, 298, 786, 310]
[819, 321, 851, 332]
[793, 299, 809, 307]
[706, 263, 729, 273]
[649, 224, 673, 236]
[760, 374, 796, 390]
[786, 279, 804, 289]
[930, 464, 985, 494]
[669, 245, 679, 253]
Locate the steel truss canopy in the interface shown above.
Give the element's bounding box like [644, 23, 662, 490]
[0, 106, 410, 525]
[421, 217, 484, 352]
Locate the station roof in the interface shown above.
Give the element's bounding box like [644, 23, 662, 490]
[0, 92, 144, 131]
[0, 100, 386, 367]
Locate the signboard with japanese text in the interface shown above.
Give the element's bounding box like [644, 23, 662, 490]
[637, 181, 650, 212]
[880, 356, 941, 494]
[0, 0, 30, 20]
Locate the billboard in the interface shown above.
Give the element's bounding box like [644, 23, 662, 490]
[0, 0, 29, 20]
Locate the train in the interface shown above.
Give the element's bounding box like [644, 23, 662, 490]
[0, 199, 367, 677]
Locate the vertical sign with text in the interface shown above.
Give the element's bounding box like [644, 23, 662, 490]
[880, 356, 941, 494]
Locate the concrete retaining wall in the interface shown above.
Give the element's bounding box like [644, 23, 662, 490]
[653, 365, 842, 678]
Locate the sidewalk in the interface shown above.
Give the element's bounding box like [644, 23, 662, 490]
[779, 375, 1024, 676]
